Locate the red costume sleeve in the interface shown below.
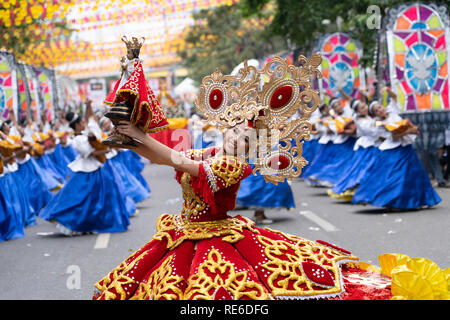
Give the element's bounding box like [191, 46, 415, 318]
[175, 149, 252, 211]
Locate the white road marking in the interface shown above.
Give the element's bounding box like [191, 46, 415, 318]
[94, 233, 110, 249]
[299, 210, 338, 232]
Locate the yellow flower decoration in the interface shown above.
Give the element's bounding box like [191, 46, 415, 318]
[391, 270, 435, 300]
[444, 268, 450, 288]
[378, 253, 412, 277]
[377, 253, 449, 300]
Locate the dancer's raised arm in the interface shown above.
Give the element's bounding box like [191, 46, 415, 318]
[116, 120, 200, 177]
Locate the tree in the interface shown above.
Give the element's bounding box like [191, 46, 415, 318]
[178, 3, 288, 83]
[0, 0, 74, 65]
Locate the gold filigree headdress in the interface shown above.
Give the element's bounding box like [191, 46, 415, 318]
[121, 36, 145, 50]
[195, 54, 323, 184]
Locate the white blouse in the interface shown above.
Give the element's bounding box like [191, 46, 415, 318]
[86, 117, 103, 141]
[327, 119, 349, 144]
[377, 102, 416, 150]
[16, 153, 31, 165]
[327, 106, 354, 144]
[353, 116, 380, 150]
[316, 120, 333, 144]
[68, 134, 103, 173]
[106, 148, 118, 160]
[6, 162, 18, 173]
[9, 126, 20, 136]
[309, 109, 321, 140]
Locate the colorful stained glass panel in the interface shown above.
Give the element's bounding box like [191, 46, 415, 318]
[0, 53, 16, 120]
[316, 32, 364, 100]
[387, 3, 450, 112]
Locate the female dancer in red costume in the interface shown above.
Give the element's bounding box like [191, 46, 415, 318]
[92, 56, 447, 300]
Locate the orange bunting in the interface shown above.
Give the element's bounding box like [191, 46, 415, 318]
[1, 0, 241, 77]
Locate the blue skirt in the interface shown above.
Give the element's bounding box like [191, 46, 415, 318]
[0, 175, 25, 241]
[61, 144, 77, 163]
[109, 155, 150, 203]
[134, 171, 150, 193]
[351, 145, 441, 209]
[116, 151, 150, 193]
[3, 171, 37, 227]
[17, 158, 54, 214]
[117, 151, 151, 192]
[306, 137, 356, 185]
[34, 154, 65, 190]
[103, 161, 137, 217]
[301, 142, 334, 179]
[331, 146, 380, 194]
[48, 144, 72, 180]
[300, 139, 320, 177]
[121, 150, 145, 173]
[236, 165, 295, 209]
[39, 163, 131, 233]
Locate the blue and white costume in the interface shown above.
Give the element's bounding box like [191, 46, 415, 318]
[330, 105, 381, 196]
[16, 152, 54, 215]
[0, 164, 25, 241]
[1, 133, 37, 228]
[300, 108, 321, 177]
[351, 102, 441, 209]
[304, 103, 356, 186]
[47, 138, 73, 180]
[39, 119, 133, 235]
[301, 109, 334, 183]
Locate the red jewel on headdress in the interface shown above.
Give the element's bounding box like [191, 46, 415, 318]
[269, 85, 293, 109]
[209, 88, 224, 109]
[302, 261, 335, 287]
[267, 154, 291, 170]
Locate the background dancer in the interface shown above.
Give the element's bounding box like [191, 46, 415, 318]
[351, 97, 441, 210]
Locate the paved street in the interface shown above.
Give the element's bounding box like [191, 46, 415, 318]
[0, 162, 449, 300]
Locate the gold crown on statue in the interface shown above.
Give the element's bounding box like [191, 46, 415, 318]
[195, 54, 323, 184]
[121, 35, 145, 50]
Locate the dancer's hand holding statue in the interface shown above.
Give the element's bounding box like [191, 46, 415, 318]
[116, 120, 147, 144]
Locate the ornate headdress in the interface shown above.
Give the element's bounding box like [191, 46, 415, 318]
[195, 54, 323, 184]
[121, 36, 145, 51]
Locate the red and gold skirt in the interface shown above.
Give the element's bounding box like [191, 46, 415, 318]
[92, 214, 401, 300]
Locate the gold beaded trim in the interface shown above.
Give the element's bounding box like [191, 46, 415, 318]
[153, 214, 260, 250]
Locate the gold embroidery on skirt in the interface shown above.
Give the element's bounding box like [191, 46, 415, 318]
[255, 230, 359, 298]
[153, 214, 260, 250]
[185, 248, 270, 300]
[94, 251, 148, 300]
[130, 255, 184, 300]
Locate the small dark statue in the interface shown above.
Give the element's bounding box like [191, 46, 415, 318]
[102, 36, 145, 149]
